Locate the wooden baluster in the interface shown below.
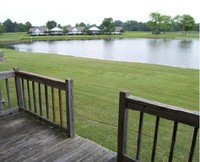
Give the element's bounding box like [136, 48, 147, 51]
[0, 86, 4, 111]
[51, 87, 56, 122]
[59, 89, 63, 126]
[32, 81, 37, 113]
[38, 83, 42, 116]
[5, 79, 11, 109]
[45, 85, 49, 119]
[27, 80, 32, 111]
[169, 121, 178, 162]
[188, 127, 198, 162]
[136, 111, 144, 160]
[151, 116, 160, 162]
[21, 79, 26, 109]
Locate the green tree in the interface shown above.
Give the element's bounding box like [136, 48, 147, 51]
[101, 18, 115, 34]
[25, 21, 32, 32]
[147, 12, 163, 34]
[14, 23, 25, 32]
[174, 15, 195, 35]
[0, 23, 5, 34]
[63, 25, 71, 34]
[137, 22, 150, 31]
[124, 20, 138, 31]
[194, 23, 199, 31]
[75, 22, 86, 27]
[3, 19, 15, 32]
[114, 20, 124, 27]
[46, 20, 57, 29]
[160, 15, 173, 33]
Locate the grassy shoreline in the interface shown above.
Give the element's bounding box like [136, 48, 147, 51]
[1, 48, 198, 109]
[0, 48, 199, 161]
[0, 31, 199, 45]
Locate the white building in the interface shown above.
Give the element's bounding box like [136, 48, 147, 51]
[89, 26, 101, 34]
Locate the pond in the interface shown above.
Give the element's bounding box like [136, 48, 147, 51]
[12, 38, 199, 69]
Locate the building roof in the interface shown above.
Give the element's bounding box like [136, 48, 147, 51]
[29, 27, 48, 32]
[67, 27, 85, 32]
[89, 26, 100, 31]
[51, 27, 63, 31]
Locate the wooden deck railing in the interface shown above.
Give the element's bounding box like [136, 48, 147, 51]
[0, 68, 74, 137]
[0, 70, 17, 114]
[117, 91, 199, 162]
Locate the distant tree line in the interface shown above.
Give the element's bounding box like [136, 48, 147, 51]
[147, 12, 199, 35]
[0, 19, 32, 33]
[0, 12, 199, 35]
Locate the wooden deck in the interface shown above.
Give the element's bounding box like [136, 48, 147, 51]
[0, 112, 117, 162]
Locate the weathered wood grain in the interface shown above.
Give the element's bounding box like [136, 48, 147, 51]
[27, 80, 32, 111]
[14, 68, 23, 108]
[1, 69, 75, 139]
[15, 71, 66, 90]
[51, 87, 56, 122]
[65, 79, 75, 137]
[117, 91, 129, 162]
[0, 107, 19, 117]
[59, 89, 63, 126]
[126, 95, 199, 127]
[5, 78, 11, 109]
[45, 85, 49, 119]
[81, 147, 110, 162]
[0, 112, 117, 162]
[0, 70, 15, 80]
[97, 150, 117, 162]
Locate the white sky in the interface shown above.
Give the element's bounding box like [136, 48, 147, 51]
[0, 0, 199, 26]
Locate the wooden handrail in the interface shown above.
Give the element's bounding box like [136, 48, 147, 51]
[15, 70, 66, 90]
[117, 91, 199, 162]
[126, 95, 199, 127]
[0, 70, 15, 80]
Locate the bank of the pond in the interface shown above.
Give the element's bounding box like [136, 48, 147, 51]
[0, 49, 199, 160]
[0, 31, 199, 45]
[1, 48, 198, 109]
[11, 38, 199, 69]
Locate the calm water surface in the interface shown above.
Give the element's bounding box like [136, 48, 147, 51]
[12, 38, 199, 69]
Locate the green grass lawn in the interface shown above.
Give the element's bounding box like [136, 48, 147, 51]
[0, 48, 199, 161]
[123, 31, 199, 38]
[0, 31, 199, 44]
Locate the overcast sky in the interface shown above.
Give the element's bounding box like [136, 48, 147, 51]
[1, 0, 199, 26]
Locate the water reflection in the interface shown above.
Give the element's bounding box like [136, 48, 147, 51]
[179, 40, 192, 51]
[103, 39, 114, 60]
[10, 38, 199, 69]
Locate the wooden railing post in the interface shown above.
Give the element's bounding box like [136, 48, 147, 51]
[117, 91, 130, 162]
[65, 79, 75, 138]
[14, 68, 23, 109]
[0, 88, 4, 111]
[0, 70, 18, 116]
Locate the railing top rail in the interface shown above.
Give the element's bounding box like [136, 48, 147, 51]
[0, 70, 15, 80]
[15, 70, 67, 90]
[123, 92, 199, 128]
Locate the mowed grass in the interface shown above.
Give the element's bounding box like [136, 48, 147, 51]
[0, 31, 199, 44]
[0, 48, 199, 161]
[123, 31, 199, 38]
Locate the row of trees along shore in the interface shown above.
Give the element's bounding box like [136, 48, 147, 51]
[0, 12, 199, 35]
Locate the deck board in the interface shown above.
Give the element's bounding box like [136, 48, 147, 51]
[0, 112, 117, 162]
